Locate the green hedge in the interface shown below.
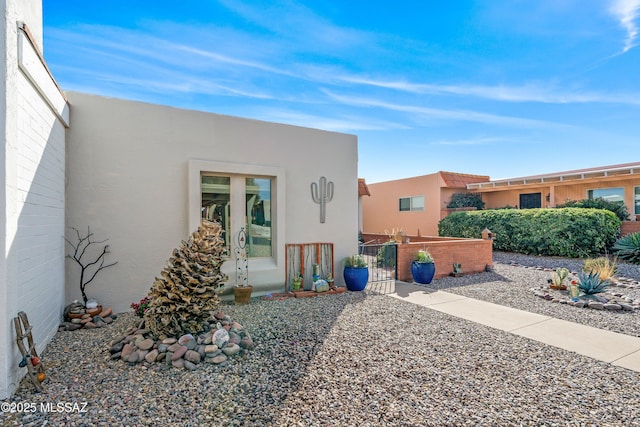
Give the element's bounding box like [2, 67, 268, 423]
[438, 208, 621, 257]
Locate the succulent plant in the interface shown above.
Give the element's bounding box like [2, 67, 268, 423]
[551, 267, 569, 287]
[613, 232, 640, 265]
[577, 271, 610, 296]
[345, 254, 367, 268]
[414, 249, 434, 263]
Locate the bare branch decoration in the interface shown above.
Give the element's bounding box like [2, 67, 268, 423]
[64, 226, 118, 305]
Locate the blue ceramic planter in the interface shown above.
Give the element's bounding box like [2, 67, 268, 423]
[411, 261, 435, 284]
[343, 266, 369, 291]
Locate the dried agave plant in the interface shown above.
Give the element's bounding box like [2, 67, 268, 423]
[144, 220, 228, 338]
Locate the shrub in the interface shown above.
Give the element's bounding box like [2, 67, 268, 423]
[612, 232, 640, 264]
[438, 208, 621, 258]
[558, 198, 629, 221]
[446, 192, 485, 210]
[583, 256, 618, 280]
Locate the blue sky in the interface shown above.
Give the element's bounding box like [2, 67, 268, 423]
[43, 0, 640, 183]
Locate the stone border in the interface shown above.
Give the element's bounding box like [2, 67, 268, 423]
[530, 287, 639, 311]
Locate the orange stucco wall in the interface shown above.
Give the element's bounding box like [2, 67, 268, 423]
[362, 173, 445, 236]
[481, 177, 640, 216]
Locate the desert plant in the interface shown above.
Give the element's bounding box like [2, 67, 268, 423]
[64, 226, 118, 305]
[345, 254, 367, 268]
[291, 272, 303, 290]
[131, 296, 152, 318]
[551, 267, 569, 287]
[612, 232, 640, 264]
[583, 256, 618, 280]
[415, 249, 434, 263]
[452, 262, 462, 274]
[577, 271, 611, 296]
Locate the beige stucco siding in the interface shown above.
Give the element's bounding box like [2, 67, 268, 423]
[65, 92, 358, 312]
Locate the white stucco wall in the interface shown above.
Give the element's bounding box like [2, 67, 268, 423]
[1, 0, 68, 399]
[65, 92, 359, 313]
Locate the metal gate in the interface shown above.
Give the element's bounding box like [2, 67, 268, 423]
[359, 242, 397, 285]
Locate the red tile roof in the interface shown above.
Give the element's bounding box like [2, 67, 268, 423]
[439, 172, 490, 188]
[358, 178, 371, 196]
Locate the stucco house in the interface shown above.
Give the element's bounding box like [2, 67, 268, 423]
[468, 162, 640, 216]
[362, 171, 489, 236]
[362, 163, 640, 239]
[1, 0, 359, 399]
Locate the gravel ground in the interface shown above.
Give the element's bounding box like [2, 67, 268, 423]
[427, 251, 640, 338]
[2, 253, 640, 426]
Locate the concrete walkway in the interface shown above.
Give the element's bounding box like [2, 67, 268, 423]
[378, 281, 640, 373]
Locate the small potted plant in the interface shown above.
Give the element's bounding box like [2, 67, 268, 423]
[549, 267, 569, 290]
[292, 272, 304, 291]
[343, 254, 368, 291]
[411, 249, 435, 284]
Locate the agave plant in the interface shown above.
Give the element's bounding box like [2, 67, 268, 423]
[577, 271, 610, 297]
[613, 232, 640, 265]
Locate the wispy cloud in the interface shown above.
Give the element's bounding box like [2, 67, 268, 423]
[337, 75, 640, 105]
[324, 91, 561, 128]
[610, 0, 640, 53]
[255, 109, 409, 132]
[430, 137, 526, 146]
[216, 0, 370, 52]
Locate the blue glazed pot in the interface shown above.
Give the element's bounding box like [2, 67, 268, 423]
[343, 266, 369, 291]
[411, 261, 435, 284]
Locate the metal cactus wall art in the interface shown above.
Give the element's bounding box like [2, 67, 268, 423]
[311, 176, 334, 223]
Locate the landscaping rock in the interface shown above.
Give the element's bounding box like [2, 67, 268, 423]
[171, 345, 188, 361]
[145, 349, 159, 363]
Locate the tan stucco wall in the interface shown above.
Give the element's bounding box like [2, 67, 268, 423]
[362, 173, 443, 236]
[65, 92, 358, 312]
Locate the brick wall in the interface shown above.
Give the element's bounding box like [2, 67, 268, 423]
[361, 233, 494, 281]
[1, 22, 68, 399]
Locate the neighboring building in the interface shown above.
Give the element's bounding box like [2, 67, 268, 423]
[361, 172, 489, 236]
[357, 178, 370, 233]
[467, 162, 640, 220]
[1, 0, 359, 399]
[362, 163, 640, 240]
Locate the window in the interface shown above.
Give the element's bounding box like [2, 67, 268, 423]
[588, 187, 624, 203]
[635, 186, 640, 215]
[519, 193, 541, 209]
[399, 196, 424, 212]
[201, 176, 231, 254]
[246, 178, 272, 258]
[201, 174, 272, 258]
